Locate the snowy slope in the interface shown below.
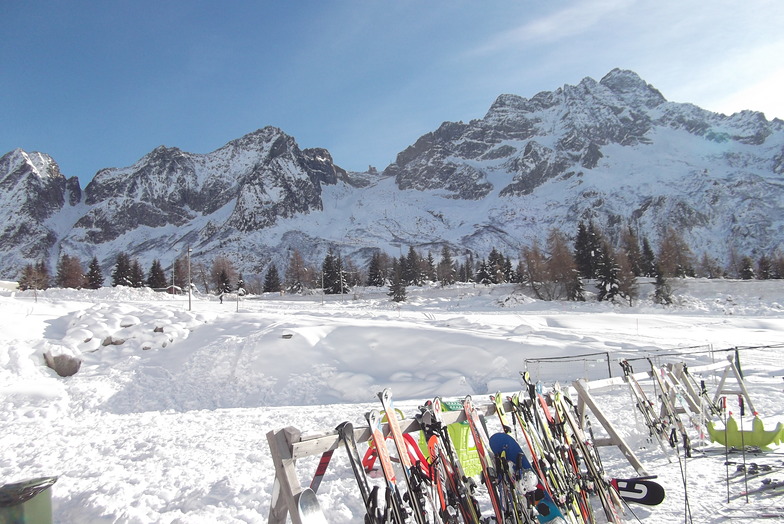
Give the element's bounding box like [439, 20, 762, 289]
[1, 280, 783, 523]
[1, 69, 783, 280]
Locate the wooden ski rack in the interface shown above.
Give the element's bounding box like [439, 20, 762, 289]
[266, 402, 497, 523]
[267, 356, 752, 522]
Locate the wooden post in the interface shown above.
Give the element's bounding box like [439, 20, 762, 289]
[267, 427, 303, 524]
[711, 355, 756, 414]
[572, 379, 649, 476]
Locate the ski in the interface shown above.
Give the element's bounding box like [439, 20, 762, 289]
[378, 388, 430, 524]
[366, 409, 409, 524]
[508, 391, 589, 523]
[419, 398, 482, 523]
[463, 395, 506, 523]
[298, 487, 328, 524]
[619, 360, 672, 460]
[737, 478, 784, 498]
[310, 448, 335, 494]
[489, 432, 563, 523]
[550, 389, 623, 523]
[335, 421, 384, 524]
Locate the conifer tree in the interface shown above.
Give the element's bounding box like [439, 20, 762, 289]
[574, 222, 591, 278]
[437, 246, 456, 286]
[640, 237, 657, 277]
[503, 258, 515, 283]
[217, 268, 232, 293]
[488, 247, 506, 284]
[111, 252, 132, 287]
[567, 270, 586, 302]
[739, 256, 755, 280]
[129, 260, 145, 288]
[404, 246, 422, 286]
[476, 259, 492, 285]
[85, 257, 104, 289]
[388, 259, 407, 302]
[653, 264, 673, 305]
[146, 259, 168, 289]
[322, 249, 346, 294]
[621, 226, 643, 276]
[263, 264, 282, 292]
[366, 252, 387, 287]
[574, 221, 604, 279]
[210, 256, 237, 293]
[236, 273, 246, 295]
[757, 255, 772, 280]
[595, 244, 621, 302]
[425, 251, 437, 283]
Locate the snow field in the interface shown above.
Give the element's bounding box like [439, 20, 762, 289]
[0, 281, 782, 523]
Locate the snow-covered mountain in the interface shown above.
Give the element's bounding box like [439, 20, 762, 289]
[1, 69, 783, 279]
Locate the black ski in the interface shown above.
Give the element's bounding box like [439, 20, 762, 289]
[336, 421, 384, 524]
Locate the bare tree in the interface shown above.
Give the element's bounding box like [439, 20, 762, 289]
[521, 242, 547, 299]
[657, 227, 694, 278]
[616, 251, 639, 306]
[544, 229, 577, 300]
[209, 256, 237, 293]
[55, 254, 85, 289]
[285, 249, 309, 293]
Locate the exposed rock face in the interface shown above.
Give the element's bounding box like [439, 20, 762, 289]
[384, 69, 671, 199]
[1, 69, 782, 279]
[0, 150, 73, 269]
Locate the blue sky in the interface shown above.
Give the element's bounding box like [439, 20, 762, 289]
[3, 1, 783, 185]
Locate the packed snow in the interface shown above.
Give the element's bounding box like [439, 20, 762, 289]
[1, 280, 783, 523]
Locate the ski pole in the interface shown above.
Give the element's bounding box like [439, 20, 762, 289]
[739, 395, 749, 503]
[722, 397, 729, 504]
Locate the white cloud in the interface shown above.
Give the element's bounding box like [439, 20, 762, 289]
[709, 68, 784, 120]
[469, 0, 634, 55]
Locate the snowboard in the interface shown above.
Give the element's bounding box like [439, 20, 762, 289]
[488, 432, 564, 522]
[611, 477, 666, 506]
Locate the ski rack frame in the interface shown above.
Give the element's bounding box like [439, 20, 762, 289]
[265, 401, 498, 524]
[571, 355, 753, 475]
[267, 357, 752, 522]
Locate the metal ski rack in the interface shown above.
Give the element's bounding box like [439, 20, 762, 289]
[265, 402, 497, 523]
[568, 356, 754, 475]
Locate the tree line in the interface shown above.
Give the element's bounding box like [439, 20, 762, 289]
[16, 220, 784, 305]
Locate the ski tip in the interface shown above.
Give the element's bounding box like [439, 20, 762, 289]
[335, 421, 353, 433]
[297, 488, 328, 524]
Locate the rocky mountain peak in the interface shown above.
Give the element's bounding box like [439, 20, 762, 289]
[599, 68, 666, 108]
[0, 69, 782, 281]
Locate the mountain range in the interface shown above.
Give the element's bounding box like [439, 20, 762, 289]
[1, 68, 783, 281]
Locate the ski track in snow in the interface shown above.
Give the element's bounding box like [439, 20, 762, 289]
[1, 281, 783, 523]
